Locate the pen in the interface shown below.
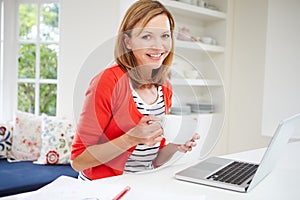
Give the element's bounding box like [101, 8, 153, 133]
[112, 186, 131, 200]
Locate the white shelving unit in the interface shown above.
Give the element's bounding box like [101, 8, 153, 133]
[163, 0, 226, 21]
[162, 0, 230, 159]
[175, 40, 225, 53]
[162, 0, 228, 108]
[171, 78, 222, 86]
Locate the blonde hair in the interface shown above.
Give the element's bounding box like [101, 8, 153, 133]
[114, 0, 175, 88]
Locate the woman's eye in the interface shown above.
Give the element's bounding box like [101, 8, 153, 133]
[142, 35, 151, 40]
[162, 33, 170, 39]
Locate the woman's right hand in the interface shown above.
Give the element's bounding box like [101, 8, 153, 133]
[126, 115, 163, 146]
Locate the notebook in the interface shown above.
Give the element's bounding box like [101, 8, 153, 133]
[174, 113, 300, 193]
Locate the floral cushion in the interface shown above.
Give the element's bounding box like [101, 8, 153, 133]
[8, 111, 42, 161]
[34, 114, 75, 165]
[0, 122, 13, 159]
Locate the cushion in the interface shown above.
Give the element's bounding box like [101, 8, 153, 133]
[0, 122, 13, 159]
[8, 111, 42, 161]
[0, 159, 78, 197]
[34, 114, 75, 165]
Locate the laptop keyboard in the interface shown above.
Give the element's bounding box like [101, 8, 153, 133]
[206, 161, 259, 185]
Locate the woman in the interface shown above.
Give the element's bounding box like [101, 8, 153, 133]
[71, 0, 200, 181]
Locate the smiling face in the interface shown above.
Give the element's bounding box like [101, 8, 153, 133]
[124, 14, 172, 71]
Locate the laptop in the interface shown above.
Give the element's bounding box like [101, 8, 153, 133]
[174, 113, 300, 193]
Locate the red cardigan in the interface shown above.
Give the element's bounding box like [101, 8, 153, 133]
[71, 65, 173, 180]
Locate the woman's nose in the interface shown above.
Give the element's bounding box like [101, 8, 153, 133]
[150, 37, 164, 49]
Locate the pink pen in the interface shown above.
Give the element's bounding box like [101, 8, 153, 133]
[112, 186, 131, 200]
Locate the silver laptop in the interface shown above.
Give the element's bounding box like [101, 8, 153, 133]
[175, 113, 300, 193]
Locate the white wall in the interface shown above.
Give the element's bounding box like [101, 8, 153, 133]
[58, 0, 120, 120]
[262, 0, 300, 138]
[227, 0, 270, 153]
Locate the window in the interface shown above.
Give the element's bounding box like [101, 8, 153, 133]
[0, 0, 59, 121]
[17, 0, 59, 116]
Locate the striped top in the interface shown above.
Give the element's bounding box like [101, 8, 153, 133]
[124, 85, 165, 173]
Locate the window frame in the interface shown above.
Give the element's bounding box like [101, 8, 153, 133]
[0, 0, 60, 121]
[0, 0, 3, 120]
[0, 0, 18, 122]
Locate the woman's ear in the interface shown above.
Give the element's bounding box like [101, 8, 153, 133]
[123, 33, 132, 50]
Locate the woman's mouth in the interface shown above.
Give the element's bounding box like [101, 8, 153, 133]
[147, 53, 163, 60]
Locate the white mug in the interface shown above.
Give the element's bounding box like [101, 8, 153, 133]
[162, 115, 199, 144]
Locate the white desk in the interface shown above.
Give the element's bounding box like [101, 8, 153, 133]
[2, 141, 300, 200]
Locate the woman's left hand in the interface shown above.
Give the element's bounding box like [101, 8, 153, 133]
[153, 133, 201, 168]
[177, 133, 200, 153]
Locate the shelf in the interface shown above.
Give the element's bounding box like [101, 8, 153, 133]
[171, 78, 222, 86]
[163, 0, 226, 22]
[175, 40, 225, 53]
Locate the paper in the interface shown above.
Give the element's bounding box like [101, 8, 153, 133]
[19, 176, 129, 200]
[18, 175, 206, 200]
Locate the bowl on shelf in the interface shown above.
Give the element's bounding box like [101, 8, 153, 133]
[179, 0, 198, 6]
[201, 37, 217, 45]
[184, 70, 199, 79]
[170, 106, 191, 115]
[187, 103, 214, 113]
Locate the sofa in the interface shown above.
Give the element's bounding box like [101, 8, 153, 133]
[0, 111, 79, 197]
